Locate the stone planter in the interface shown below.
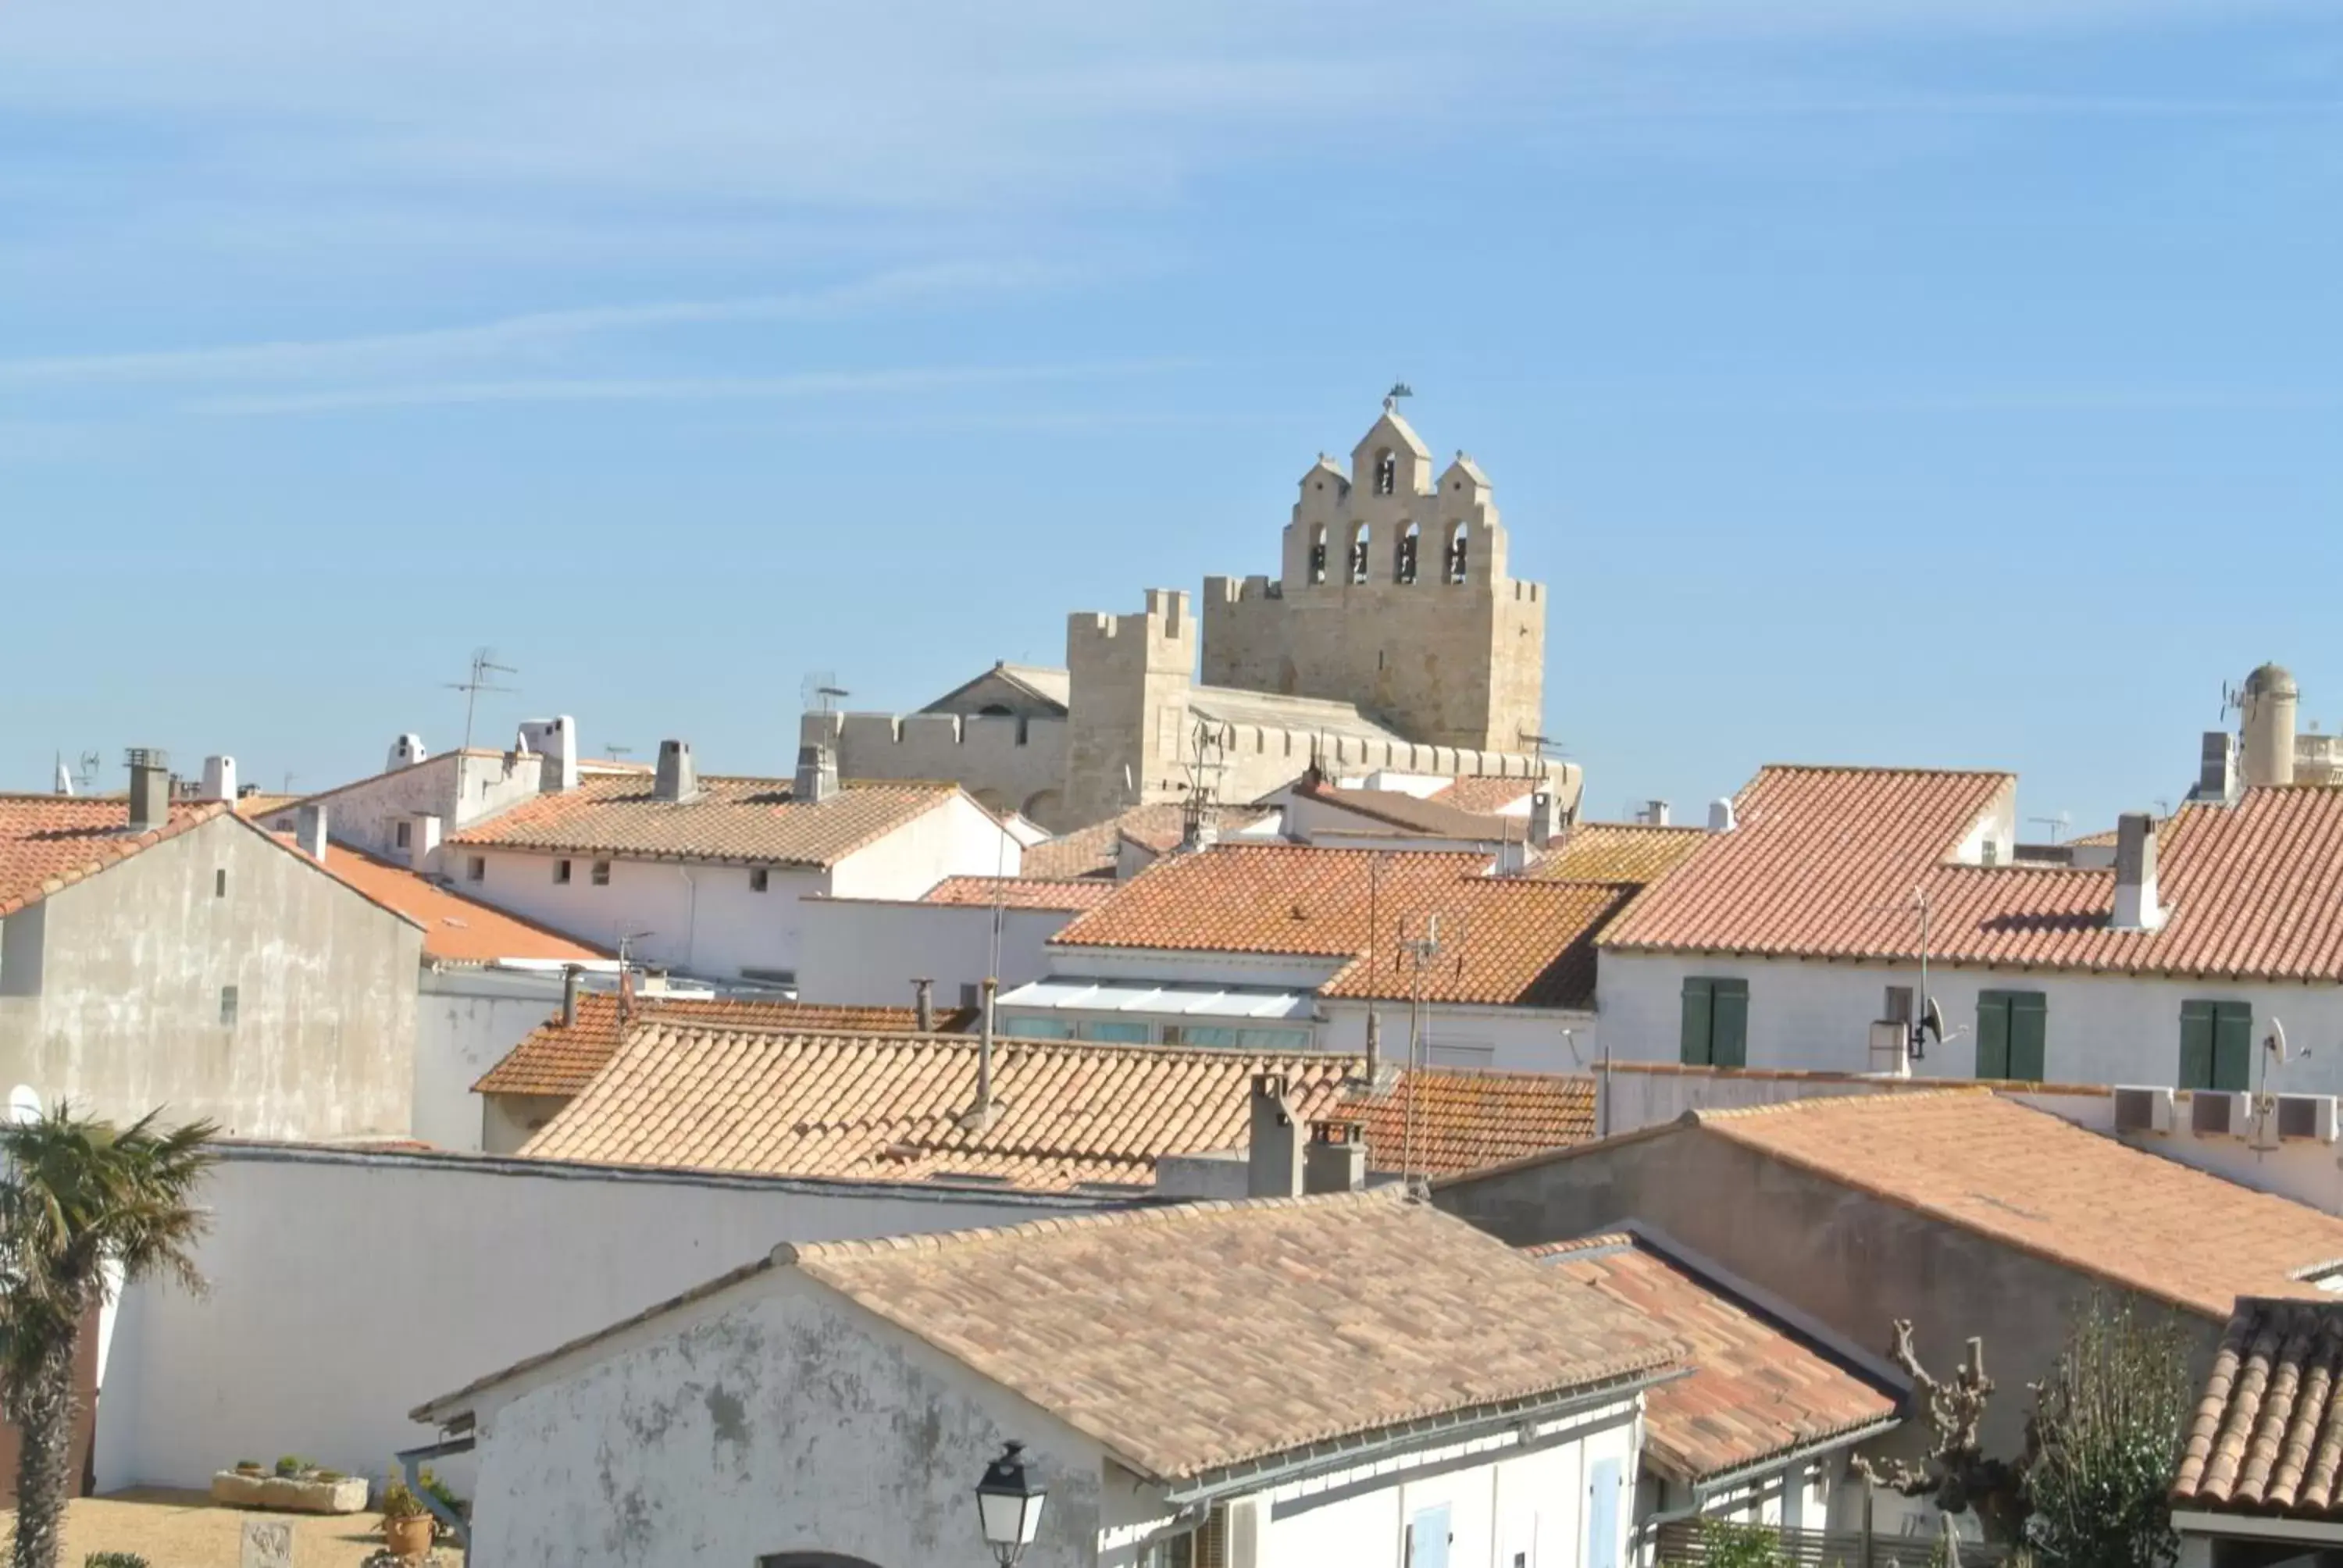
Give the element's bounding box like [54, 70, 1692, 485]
[211, 1469, 371, 1513]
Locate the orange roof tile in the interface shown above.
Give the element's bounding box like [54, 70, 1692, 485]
[1054, 844, 1630, 1009]
[2175, 1298, 2343, 1518]
[1533, 1235, 1899, 1481]
[473, 993, 940, 1099]
[1298, 779, 1514, 839]
[1343, 1071, 1595, 1174]
[1695, 1093, 2343, 1320]
[1433, 777, 1542, 814]
[0, 796, 229, 918]
[284, 841, 604, 964]
[519, 1026, 1362, 1188]
[1531, 822, 1710, 885]
[448, 775, 958, 868]
[1017, 802, 1271, 880]
[922, 875, 1119, 912]
[1606, 769, 2343, 982]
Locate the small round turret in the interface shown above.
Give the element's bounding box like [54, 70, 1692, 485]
[2241, 663, 2300, 788]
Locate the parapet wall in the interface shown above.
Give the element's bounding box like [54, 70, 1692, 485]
[809, 710, 1068, 826]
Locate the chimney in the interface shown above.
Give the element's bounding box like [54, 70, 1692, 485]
[1642, 799, 1672, 827]
[2197, 731, 2238, 804]
[653, 739, 698, 804]
[1493, 835, 1528, 875]
[1708, 798, 1737, 833]
[1246, 1073, 1304, 1199]
[1179, 799, 1219, 853]
[561, 964, 583, 1029]
[912, 977, 936, 1032]
[125, 750, 170, 833]
[2113, 811, 2166, 932]
[406, 812, 444, 872]
[200, 755, 237, 803]
[294, 802, 329, 861]
[1528, 791, 1557, 849]
[1305, 1121, 1368, 1194]
[793, 741, 838, 805]
[960, 978, 1000, 1131]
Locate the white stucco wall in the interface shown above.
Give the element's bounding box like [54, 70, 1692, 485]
[1318, 1001, 1596, 1074]
[263, 751, 551, 861]
[1596, 949, 2343, 1093]
[92, 1147, 1114, 1497]
[451, 848, 822, 979]
[797, 897, 1075, 1010]
[415, 968, 572, 1151]
[826, 791, 1023, 900]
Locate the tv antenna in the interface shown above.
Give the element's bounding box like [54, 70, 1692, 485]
[1394, 910, 1468, 1185]
[603, 744, 634, 761]
[73, 751, 101, 795]
[2249, 1017, 2312, 1153]
[801, 671, 850, 715]
[1177, 718, 1230, 848]
[1872, 886, 1966, 1065]
[445, 647, 519, 754]
[2028, 811, 2071, 846]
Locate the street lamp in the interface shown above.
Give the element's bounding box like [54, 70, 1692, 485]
[975, 1440, 1047, 1566]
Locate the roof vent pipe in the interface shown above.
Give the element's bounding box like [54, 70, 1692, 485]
[2113, 812, 2166, 932]
[561, 964, 583, 1029]
[913, 977, 936, 1033]
[653, 739, 698, 804]
[1707, 799, 1737, 834]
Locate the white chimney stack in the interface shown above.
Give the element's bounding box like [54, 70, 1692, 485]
[1707, 798, 1737, 833]
[518, 716, 579, 793]
[1246, 1073, 1304, 1199]
[653, 739, 698, 804]
[294, 803, 329, 862]
[2112, 812, 2166, 932]
[1528, 791, 1558, 848]
[200, 755, 237, 803]
[388, 733, 429, 772]
[1642, 799, 1672, 827]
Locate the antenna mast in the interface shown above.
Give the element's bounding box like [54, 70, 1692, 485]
[446, 647, 519, 754]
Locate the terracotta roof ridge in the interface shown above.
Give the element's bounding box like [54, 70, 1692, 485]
[629, 1025, 1358, 1066]
[776, 1186, 1410, 1267]
[1522, 1232, 1638, 1259]
[1690, 1087, 1994, 1124]
[1755, 762, 2016, 780]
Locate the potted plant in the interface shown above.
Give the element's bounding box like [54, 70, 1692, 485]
[380, 1473, 434, 1559]
[233, 1459, 265, 1477]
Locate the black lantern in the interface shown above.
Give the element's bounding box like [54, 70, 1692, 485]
[975, 1440, 1047, 1566]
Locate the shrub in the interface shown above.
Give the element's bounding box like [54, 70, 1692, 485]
[273, 1454, 312, 1477]
[2027, 1297, 2189, 1568]
[86, 1555, 152, 1568]
[1699, 1519, 1785, 1568]
[418, 1466, 464, 1519]
[380, 1474, 426, 1520]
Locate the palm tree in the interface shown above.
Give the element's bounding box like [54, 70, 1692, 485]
[0, 1106, 216, 1568]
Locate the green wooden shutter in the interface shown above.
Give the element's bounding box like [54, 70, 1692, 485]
[1975, 993, 2011, 1080]
[1711, 980, 1749, 1068]
[2009, 992, 2048, 1082]
[2214, 1003, 2254, 1092]
[1680, 979, 1715, 1066]
[2179, 1000, 2215, 1090]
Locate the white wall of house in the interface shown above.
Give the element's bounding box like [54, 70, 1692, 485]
[1318, 1000, 1596, 1074]
[262, 750, 553, 861]
[827, 790, 1023, 898]
[1596, 949, 2343, 1094]
[797, 896, 1075, 1010]
[415, 967, 575, 1151]
[448, 848, 820, 979]
[91, 1146, 1111, 1499]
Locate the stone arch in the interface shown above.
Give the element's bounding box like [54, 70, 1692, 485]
[1373, 447, 1397, 496]
[1022, 789, 1065, 829]
[1445, 521, 1470, 585]
[976, 702, 1015, 717]
[1347, 523, 1371, 585]
[1308, 522, 1328, 585]
[1394, 522, 1419, 584]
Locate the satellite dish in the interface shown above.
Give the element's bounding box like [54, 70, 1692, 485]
[8, 1086, 39, 1125]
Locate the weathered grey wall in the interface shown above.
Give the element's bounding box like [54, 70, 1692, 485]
[0, 815, 419, 1139]
[467, 1272, 1108, 1568]
[1437, 1130, 2223, 1461]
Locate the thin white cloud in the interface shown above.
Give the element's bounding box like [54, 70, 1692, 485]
[188, 358, 1205, 416]
[0, 262, 1058, 388]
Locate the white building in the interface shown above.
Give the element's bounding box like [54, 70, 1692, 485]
[412, 1185, 1675, 1568]
[794, 874, 1114, 1013]
[1596, 765, 2343, 1096]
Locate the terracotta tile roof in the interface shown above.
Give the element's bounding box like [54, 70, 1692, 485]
[1054, 844, 1631, 1009]
[1695, 1093, 2343, 1320]
[1532, 1235, 1900, 1481]
[446, 775, 958, 868]
[473, 993, 936, 1099]
[1606, 770, 2343, 982]
[922, 875, 1119, 912]
[518, 1026, 1362, 1188]
[1013, 803, 1184, 879]
[1299, 779, 1514, 839]
[0, 795, 229, 918]
[786, 1190, 1682, 1480]
[1343, 1071, 1596, 1174]
[1433, 777, 1542, 814]
[230, 793, 301, 820]
[282, 841, 604, 964]
[1530, 823, 1710, 885]
[2175, 1297, 2343, 1518]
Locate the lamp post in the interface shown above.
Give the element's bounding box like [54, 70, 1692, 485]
[975, 1440, 1047, 1566]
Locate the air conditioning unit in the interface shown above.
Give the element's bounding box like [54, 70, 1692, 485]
[2277, 1094, 2341, 1144]
[2113, 1085, 2174, 1135]
[2191, 1091, 2251, 1138]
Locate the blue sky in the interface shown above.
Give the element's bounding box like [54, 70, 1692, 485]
[4, 0, 2339, 833]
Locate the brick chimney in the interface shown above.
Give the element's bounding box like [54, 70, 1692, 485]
[2113, 812, 2166, 932]
[1246, 1073, 1304, 1199]
[652, 739, 698, 804]
[1304, 1121, 1367, 1194]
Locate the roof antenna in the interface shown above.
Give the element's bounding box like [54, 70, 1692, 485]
[2250, 1017, 2311, 1153]
[445, 646, 519, 754]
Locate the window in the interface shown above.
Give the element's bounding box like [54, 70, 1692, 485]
[1976, 991, 2047, 1080]
[1445, 522, 1469, 584]
[750, 868, 770, 893]
[1407, 1504, 1452, 1568]
[590, 860, 612, 886]
[1679, 977, 1749, 1067]
[1394, 522, 1419, 584]
[1000, 1014, 1076, 1040]
[1308, 523, 1328, 585]
[1075, 1018, 1151, 1045]
[1348, 525, 1370, 584]
[1147, 1509, 1227, 1568]
[1161, 1025, 1238, 1049]
[213, 868, 227, 899]
[2181, 1000, 2253, 1091]
[553, 859, 572, 885]
[219, 985, 238, 1026]
[1239, 1027, 1310, 1050]
[465, 856, 486, 882]
[1586, 1456, 1623, 1568]
[394, 821, 412, 850]
[1374, 447, 1397, 496]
